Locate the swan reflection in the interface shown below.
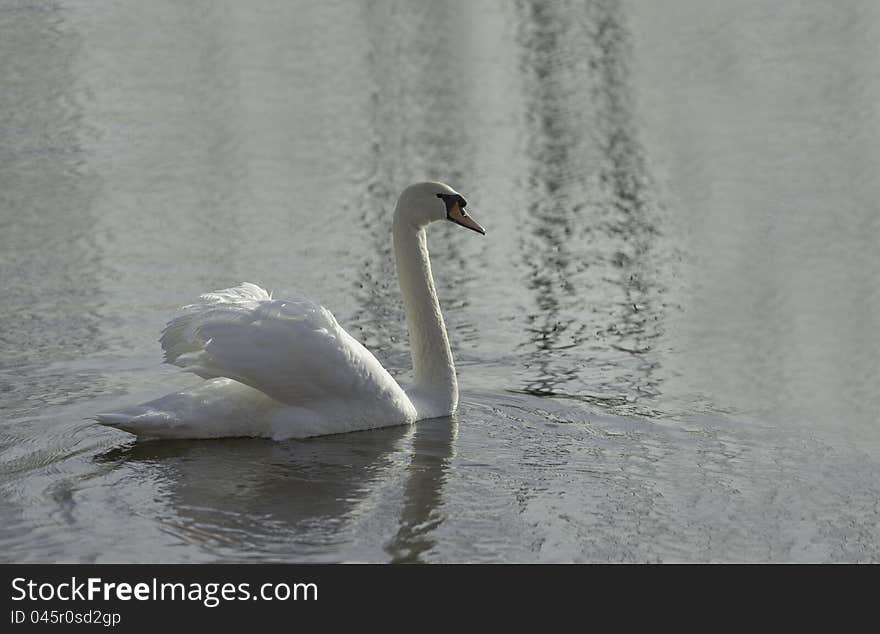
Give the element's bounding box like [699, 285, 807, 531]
[385, 415, 457, 563]
[97, 414, 455, 561]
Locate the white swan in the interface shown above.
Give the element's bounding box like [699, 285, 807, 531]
[95, 182, 485, 440]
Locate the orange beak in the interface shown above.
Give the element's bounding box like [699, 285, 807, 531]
[447, 200, 485, 235]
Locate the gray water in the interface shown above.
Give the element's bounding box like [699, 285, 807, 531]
[2, 0, 879, 563]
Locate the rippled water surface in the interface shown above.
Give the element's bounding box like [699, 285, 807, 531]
[2, 0, 880, 562]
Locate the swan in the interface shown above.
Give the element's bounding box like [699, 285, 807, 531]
[95, 182, 485, 440]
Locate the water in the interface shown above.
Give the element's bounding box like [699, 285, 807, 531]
[2, 0, 879, 562]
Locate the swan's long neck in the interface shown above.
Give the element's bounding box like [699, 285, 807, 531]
[393, 212, 458, 418]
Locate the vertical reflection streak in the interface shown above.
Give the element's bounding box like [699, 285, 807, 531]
[513, 0, 668, 414]
[385, 418, 456, 563]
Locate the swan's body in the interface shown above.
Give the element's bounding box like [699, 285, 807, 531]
[95, 182, 484, 440]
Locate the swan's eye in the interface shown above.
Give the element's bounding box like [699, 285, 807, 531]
[438, 192, 470, 222]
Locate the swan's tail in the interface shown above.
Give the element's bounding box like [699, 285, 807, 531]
[93, 379, 276, 440]
[93, 407, 183, 440]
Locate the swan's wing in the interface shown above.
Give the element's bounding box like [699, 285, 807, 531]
[159, 283, 405, 407]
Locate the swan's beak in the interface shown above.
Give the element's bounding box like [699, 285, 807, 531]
[447, 201, 486, 235]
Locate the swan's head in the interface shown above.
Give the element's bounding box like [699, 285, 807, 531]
[395, 181, 485, 235]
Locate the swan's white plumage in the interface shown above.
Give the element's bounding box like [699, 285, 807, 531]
[95, 181, 481, 441]
[160, 283, 406, 408]
[97, 282, 417, 440]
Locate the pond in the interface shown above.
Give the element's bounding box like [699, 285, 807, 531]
[1, 0, 879, 562]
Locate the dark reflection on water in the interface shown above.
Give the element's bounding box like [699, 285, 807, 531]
[512, 0, 666, 413]
[93, 416, 454, 562]
[96, 427, 412, 559]
[385, 417, 455, 563]
[515, 0, 591, 398]
[585, 0, 665, 407]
